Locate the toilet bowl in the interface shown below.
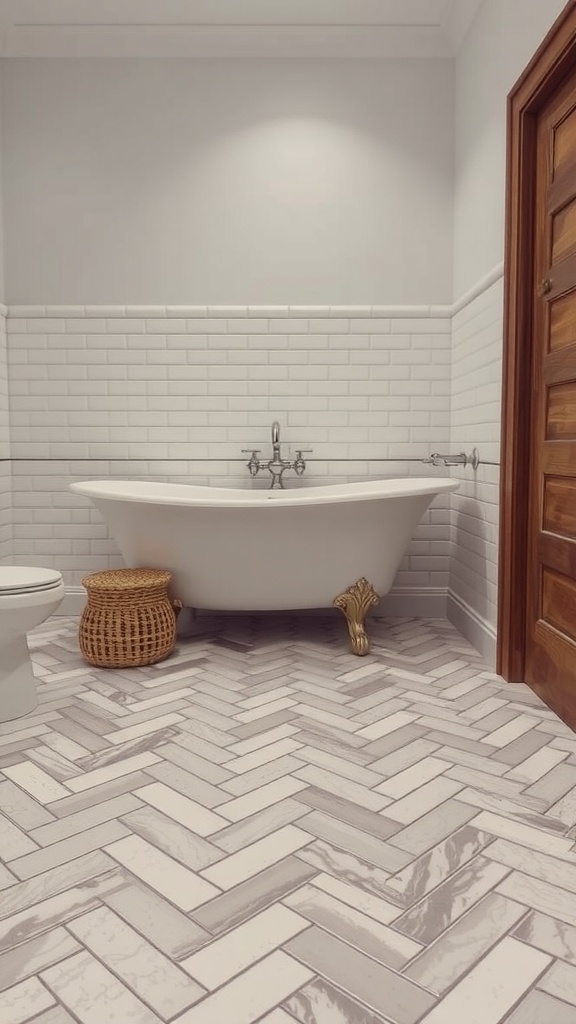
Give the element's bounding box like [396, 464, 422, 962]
[0, 567, 65, 722]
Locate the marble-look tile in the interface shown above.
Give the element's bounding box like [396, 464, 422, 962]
[45, 772, 152, 818]
[29, 794, 142, 847]
[513, 910, 576, 964]
[192, 856, 317, 935]
[2, 763, 70, 804]
[370, 739, 441, 777]
[384, 777, 464, 825]
[470, 811, 575, 857]
[144, 760, 231, 806]
[435, 744, 509, 776]
[538, 959, 576, 1005]
[293, 786, 401, 841]
[64, 752, 162, 793]
[121, 805, 224, 872]
[8, 822, 131, 881]
[221, 754, 303, 797]
[67, 906, 205, 1017]
[286, 926, 434, 1024]
[417, 937, 551, 1024]
[497, 872, 576, 928]
[284, 883, 422, 968]
[227, 738, 304, 775]
[286, 978, 389, 1024]
[0, 976, 55, 1024]
[548, 786, 576, 827]
[228, 724, 300, 755]
[0, 851, 118, 921]
[40, 950, 160, 1024]
[297, 810, 410, 873]
[356, 711, 417, 742]
[293, 765, 390, 813]
[310, 871, 402, 925]
[176, 953, 314, 1024]
[394, 856, 510, 944]
[134, 781, 228, 835]
[0, 928, 80, 992]
[505, 989, 576, 1024]
[0, 875, 125, 956]
[375, 757, 452, 799]
[212, 797, 309, 854]
[445, 764, 534, 800]
[218, 777, 309, 822]
[152, 740, 232, 784]
[200, 825, 312, 889]
[0, 781, 55, 829]
[182, 904, 309, 989]
[28, 1006, 78, 1024]
[507, 747, 569, 784]
[453, 788, 564, 831]
[525, 764, 576, 802]
[0, 812, 39, 860]
[105, 834, 221, 910]
[405, 892, 528, 993]
[385, 825, 493, 904]
[484, 838, 576, 892]
[261, 1009, 300, 1024]
[102, 876, 210, 960]
[28, 745, 85, 782]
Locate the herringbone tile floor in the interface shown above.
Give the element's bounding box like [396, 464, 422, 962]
[1, 613, 576, 1023]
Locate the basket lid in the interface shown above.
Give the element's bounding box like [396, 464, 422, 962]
[82, 568, 172, 591]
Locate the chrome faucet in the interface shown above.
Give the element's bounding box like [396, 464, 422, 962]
[242, 422, 312, 489]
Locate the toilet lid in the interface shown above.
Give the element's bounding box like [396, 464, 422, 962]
[0, 567, 63, 593]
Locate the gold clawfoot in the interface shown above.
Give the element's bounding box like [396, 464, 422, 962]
[334, 578, 380, 656]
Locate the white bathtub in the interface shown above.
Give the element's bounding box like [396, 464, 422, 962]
[70, 478, 459, 611]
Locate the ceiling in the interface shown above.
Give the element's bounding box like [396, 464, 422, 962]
[0, 0, 483, 58]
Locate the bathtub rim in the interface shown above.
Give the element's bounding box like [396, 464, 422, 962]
[70, 477, 459, 509]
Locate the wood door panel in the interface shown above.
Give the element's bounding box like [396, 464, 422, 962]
[524, 61, 576, 729]
[554, 104, 576, 174]
[542, 567, 576, 641]
[547, 381, 576, 437]
[539, 531, 576, 578]
[543, 477, 576, 538]
[551, 195, 576, 263]
[550, 287, 576, 350]
[544, 344, 576, 386]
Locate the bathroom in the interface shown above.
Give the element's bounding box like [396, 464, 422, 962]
[2, 1, 576, 1022]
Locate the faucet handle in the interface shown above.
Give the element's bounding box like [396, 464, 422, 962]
[241, 449, 262, 455]
[294, 449, 313, 457]
[293, 449, 312, 476]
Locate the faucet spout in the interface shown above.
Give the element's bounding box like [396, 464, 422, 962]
[271, 421, 280, 445]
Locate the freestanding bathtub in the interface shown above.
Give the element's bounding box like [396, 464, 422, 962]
[70, 478, 459, 653]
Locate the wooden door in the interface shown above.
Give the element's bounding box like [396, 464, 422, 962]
[525, 70, 576, 724]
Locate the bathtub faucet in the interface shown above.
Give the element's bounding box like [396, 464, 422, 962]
[242, 422, 313, 489]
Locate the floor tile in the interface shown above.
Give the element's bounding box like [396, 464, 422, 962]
[6, 612, 576, 1023]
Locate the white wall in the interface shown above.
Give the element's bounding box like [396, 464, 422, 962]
[453, 0, 567, 297]
[1, 58, 454, 306]
[449, 0, 567, 661]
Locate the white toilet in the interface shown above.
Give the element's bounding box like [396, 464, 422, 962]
[0, 566, 65, 722]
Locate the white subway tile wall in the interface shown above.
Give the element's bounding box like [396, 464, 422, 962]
[0, 311, 11, 562]
[449, 275, 503, 643]
[7, 307, 452, 594]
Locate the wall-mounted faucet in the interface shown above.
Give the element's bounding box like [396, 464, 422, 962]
[242, 422, 312, 489]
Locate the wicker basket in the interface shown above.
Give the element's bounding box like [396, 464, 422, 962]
[79, 568, 179, 668]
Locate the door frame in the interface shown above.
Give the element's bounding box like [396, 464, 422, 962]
[498, 0, 576, 680]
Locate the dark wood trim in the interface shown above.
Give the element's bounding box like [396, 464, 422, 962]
[498, 0, 576, 680]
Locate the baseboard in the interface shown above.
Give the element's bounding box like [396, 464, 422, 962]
[58, 585, 448, 620]
[447, 589, 497, 667]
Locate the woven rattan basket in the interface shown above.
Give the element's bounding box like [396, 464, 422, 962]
[79, 568, 179, 668]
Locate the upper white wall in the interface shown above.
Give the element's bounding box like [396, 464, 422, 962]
[453, 0, 567, 298]
[1, 58, 454, 306]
